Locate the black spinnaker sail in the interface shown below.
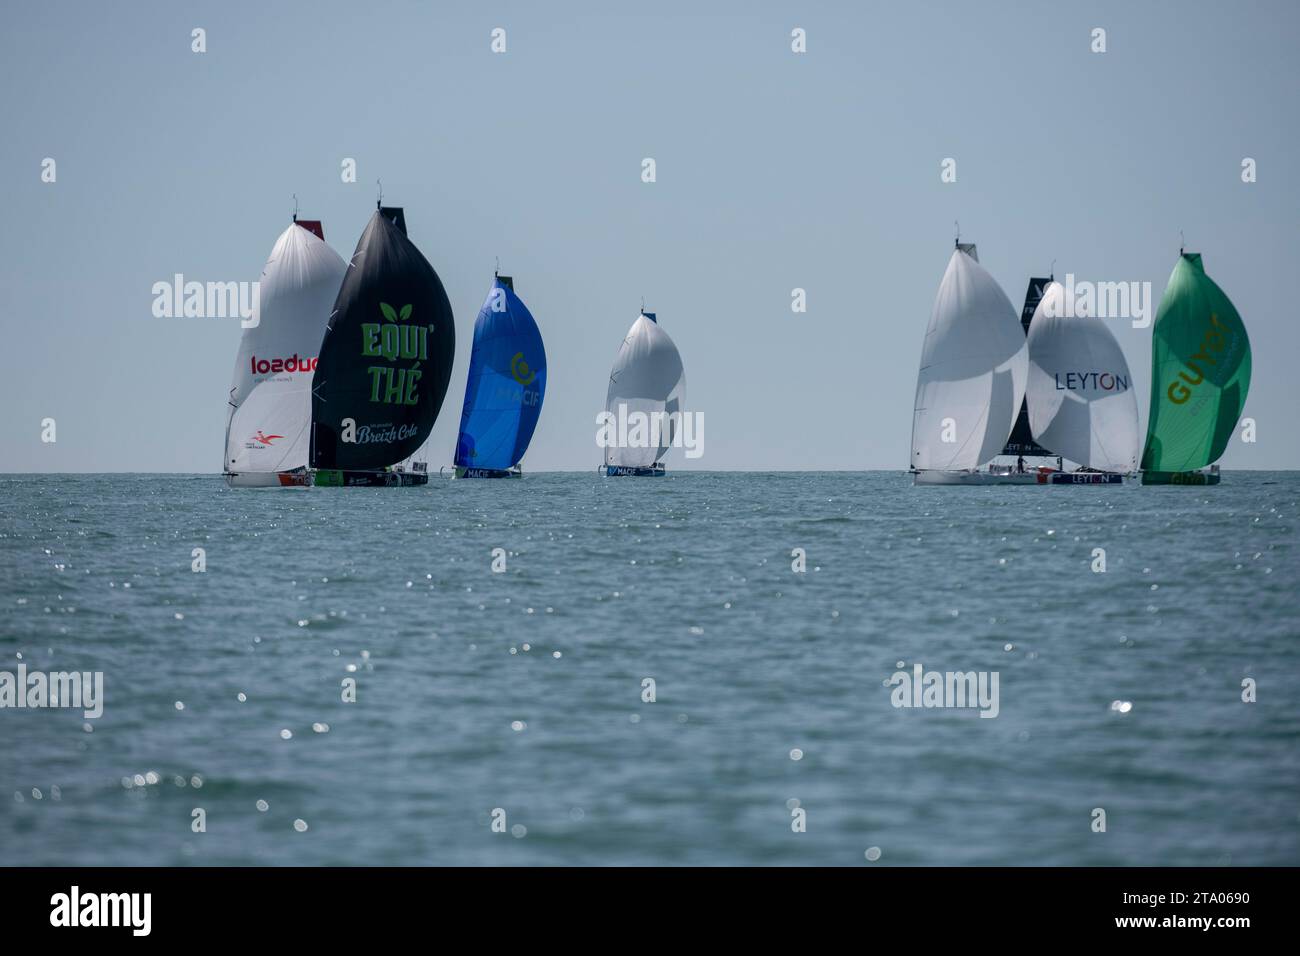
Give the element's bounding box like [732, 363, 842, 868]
[1001, 277, 1054, 458]
[310, 207, 455, 471]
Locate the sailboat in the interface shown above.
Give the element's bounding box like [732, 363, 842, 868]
[911, 242, 1029, 485]
[1024, 279, 1138, 483]
[1139, 251, 1251, 485]
[601, 309, 685, 477]
[1001, 277, 1056, 464]
[309, 204, 456, 486]
[224, 215, 346, 488]
[451, 273, 547, 478]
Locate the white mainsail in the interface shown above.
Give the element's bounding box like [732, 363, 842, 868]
[911, 246, 1028, 471]
[604, 312, 685, 468]
[224, 222, 346, 475]
[1025, 281, 1139, 473]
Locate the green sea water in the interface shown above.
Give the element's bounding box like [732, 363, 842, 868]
[1, 472, 1296, 865]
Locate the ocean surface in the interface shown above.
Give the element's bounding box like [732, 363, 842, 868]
[1, 472, 1297, 866]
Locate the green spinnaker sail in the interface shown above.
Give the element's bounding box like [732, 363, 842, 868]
[1139, 253, 1251, 473]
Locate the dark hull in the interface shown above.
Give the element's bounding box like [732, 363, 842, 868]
[314, 470, 428, 487]
[1048, 472, 1125, 485]
[601, 464, 666, 477]
[1141, 470, 1221, 486]
[455, 466, 522, 479]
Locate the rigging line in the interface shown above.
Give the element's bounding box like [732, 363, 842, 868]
[1090, 419, 1121, 473]
[939, 402, 993, 470]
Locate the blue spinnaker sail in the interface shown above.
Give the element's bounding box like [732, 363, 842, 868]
[454, 277, 546, 470]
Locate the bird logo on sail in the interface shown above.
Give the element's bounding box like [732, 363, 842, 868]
[510, 352, 535, 386]
[249, 431, 282, 446]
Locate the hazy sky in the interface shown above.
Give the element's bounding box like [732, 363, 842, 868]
[2, 0, 1297, 471]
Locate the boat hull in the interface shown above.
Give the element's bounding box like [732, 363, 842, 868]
[914, 470, 1125, 486]
[225, 471, 312, 488]
[1049, 472, 1125, 485]
[313, 470, 428, 487]
[454, 466, 522, 479]
[913, 470, 1041, 486]
[1141, 470, 1221, 486]
[602, 464, 666, 477]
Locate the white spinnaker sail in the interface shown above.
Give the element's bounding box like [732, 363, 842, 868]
[1025, 282, 1139, 473]
[226, 379, 313, 473]
[911, 247, 1028, 471]
[604, 313, 685, 468]
[224, 223, 346, 473]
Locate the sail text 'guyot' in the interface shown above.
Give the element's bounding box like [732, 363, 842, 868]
[1165, 312, 1243, 406]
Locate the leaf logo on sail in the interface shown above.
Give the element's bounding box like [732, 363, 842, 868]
[362, 303, 428, 405]
[510, 351, 535, 386]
